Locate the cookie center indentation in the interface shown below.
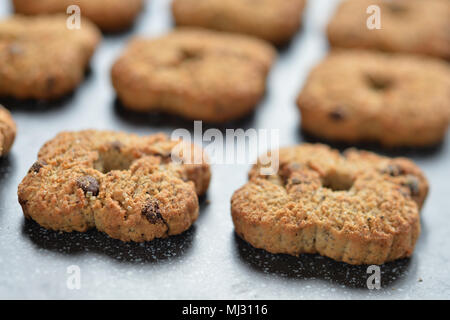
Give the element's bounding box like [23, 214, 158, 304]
[94, 146, 134, 173]
[366, 74, 393, 91]
[321, 172, 354, 192]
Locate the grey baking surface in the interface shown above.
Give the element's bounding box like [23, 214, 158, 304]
[1, 0, 449, 300]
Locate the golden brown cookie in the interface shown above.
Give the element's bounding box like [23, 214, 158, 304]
[111, 28, 276, 123]
[231, 144, 428, 265]
[327, 0, 450, 59]
[12, 0, 144, 32]
[0, 14, 100, 100]
[297, 50, 450, 147]
[172, 0, 307, 45]
[18, 130, 211, 242]
[0, 105, 16, 156]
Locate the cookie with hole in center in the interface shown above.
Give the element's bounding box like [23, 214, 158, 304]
[12, 0, 144, 32]
[327, 0, 450, 59]
[297, 50, 450, 147]
[17, 130, 211, 242]
[172, 0, 307, 45]
[0, 14, 100, 100]
[0, 105, 16, 156]
[111, 28, 276, 123]
[231, 143, 428, 265]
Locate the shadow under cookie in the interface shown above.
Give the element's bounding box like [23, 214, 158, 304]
[233, 233, 413, 289]
[299, 128, 445, 159]
[0, 66, 93, 113]
[113, 98, 258, 132]
[0, 94, 75, 113]
[21, 219, 196, 264]
[0, 155, 14, 180]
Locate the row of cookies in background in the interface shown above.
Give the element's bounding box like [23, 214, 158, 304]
[2, 0, 449, 146]
[0, 0, 449, 266]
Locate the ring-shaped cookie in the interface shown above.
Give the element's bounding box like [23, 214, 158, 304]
[231, 144, 428, 265]
[18, 130, 211, 242]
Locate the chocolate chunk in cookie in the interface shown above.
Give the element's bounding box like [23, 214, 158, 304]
[141, 199, 163, 224]
[76, 176, 100, 197]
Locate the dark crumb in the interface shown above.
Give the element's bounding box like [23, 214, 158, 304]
[76, 175, 100, 196]
[29, 160, 47, 173]
[329, 107, 347, 121]
[142, 199, 164, 224]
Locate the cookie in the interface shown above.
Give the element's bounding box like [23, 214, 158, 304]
[12, 0, 144, 32]
[0, 105, 16, 156]
[327, 0, 450, 59]
[0, 14, 100, 100]
[172, 0, 307, 45]
[231, 143, 428, 265]
[111, 28, 276, 123]
[297, 50, 450, 147]
[17, 130, 211, 242]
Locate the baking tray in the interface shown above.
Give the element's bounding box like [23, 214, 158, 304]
[1, 0, 449, 299]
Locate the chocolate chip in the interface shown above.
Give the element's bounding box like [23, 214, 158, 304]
[381, 164, 404, 177]
[329, 107, 346, 121]
[141, 199, 164, 224]
[18, 197, 28, 206]
[76, 176, 99, 196]
[403, 175, 420, 196]
[29, 160, 47, 173]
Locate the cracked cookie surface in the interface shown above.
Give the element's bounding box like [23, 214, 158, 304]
[111, 28, 276, 123]
[231, 144, 428, 265]
[297, 50, 450, 147]
[327, 0, 450, 59]
[172, 0, 306, 45]
[0, 14, 100, 100]
[0, 105, 16, 156]
[13, 0, 144, 32]
[18, 130, 211, 242]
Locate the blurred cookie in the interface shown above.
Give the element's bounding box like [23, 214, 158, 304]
[327, 0, 450, 59]
[172, 0, 307, 45]
[0, 14, 100, 100]
[0, 105, 16, 156]
[231, 143, 428, 265]
[18, 130, 211, 242]
[297, 50, 450, 147]
[12, 0, 144, 32]
[111, 28, 276, 122]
